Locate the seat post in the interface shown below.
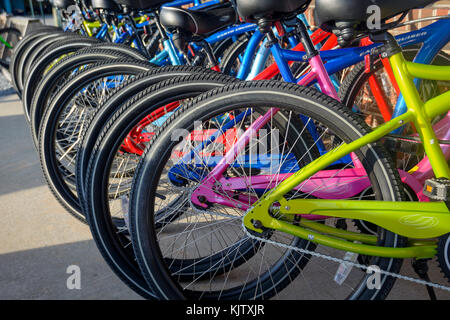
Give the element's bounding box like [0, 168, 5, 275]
[199, 40, 219, 70]
[295, 19, 318, 59]
[296, 19, 339, 99]
[369, 32, 402, 58]
[153, 10, 169, 41]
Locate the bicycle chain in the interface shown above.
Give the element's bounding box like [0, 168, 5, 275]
[240, 221, 450, 293]
[186, 187, 450, 293]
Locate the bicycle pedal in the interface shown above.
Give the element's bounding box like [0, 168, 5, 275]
[423, 178, 450, 201]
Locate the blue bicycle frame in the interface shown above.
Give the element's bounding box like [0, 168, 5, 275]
[150, 21, 258, 66]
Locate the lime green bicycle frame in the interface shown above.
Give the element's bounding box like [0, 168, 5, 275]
[243, 45, 450, 260]
[81, 20, 101, 37]
[81, 16, 148, 37]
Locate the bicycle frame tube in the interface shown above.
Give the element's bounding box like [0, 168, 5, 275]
[246, 38, 270, 79]
[181, 23, 445, 173]
[241, 26, 301, 80]
[390, 54, 450, 179]
[236, 30, 265, 80]
[96, 23, 109, 39]
[162, 0, 204, 7]
[189, 0, 221, 10]
[260, 21, 447, 84]
[391, 18, 450, 128]
[205, 23, 256, 45]
[150, 49, 169, 65]
[164, 38, 182, 65]
[82, 20, 95, 37]
[409, 113, 450, 183]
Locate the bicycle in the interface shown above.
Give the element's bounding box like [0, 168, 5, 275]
[80, 0, 450, 301]
[127, 0, 450, 300]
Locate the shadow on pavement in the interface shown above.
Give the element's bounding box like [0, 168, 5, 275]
[0, 240, 143, 300]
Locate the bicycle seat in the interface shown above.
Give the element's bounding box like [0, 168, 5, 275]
[160, 5, 238, 37]
[235, 0, 311, 22]
[91, 0, 121, 10]
[114, 0, 170, 10]
[315, 0, 436, 32]
[50, 0, 75, 9]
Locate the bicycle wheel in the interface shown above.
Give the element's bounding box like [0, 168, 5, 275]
[12, 32, 64, 96]
[29, 47, 136, 148]
[130, 80, 406, 300]
[25, 41, 148, 127]
[22, 36, 102, 121]
[219, 35, 249, 77]
[83, 72, 241, 299]
[76, 66, 220, 209]
[437, 232, 450, 282]
[38, 60, 153, 222]
[9, 27, 61, 96]
[21, 34, 79, 88]
[19, 33, 91, 96]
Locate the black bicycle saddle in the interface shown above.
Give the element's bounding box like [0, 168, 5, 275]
[160, 4, 237, 36]
[235, 0, 312, 22]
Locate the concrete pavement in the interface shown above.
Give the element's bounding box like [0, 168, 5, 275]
[0, 94, 142, 299]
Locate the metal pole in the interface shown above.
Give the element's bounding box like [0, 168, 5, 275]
[28, 0, 35, 18]
[52, 7, 62, 27]
[38, 0, 45, 24]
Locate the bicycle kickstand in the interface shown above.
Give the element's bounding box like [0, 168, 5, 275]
[411, 259, 437, 300]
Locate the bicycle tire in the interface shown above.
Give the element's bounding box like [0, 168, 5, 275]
[18, 33, 89, 95]
[130, 80, 407, 300]
[38, 60, 153, 223]
[0, 27, 23, 62]
[21, 34, 73, 88]
[8, 26, 61, 92]
[219, 35, 249, 77]
[84, 72, 241, 299]
[10, 31, 65, 97]
[25, 40, 148, 124]
[22, 36, 103, 121]
[437, 232, 450, 283]
[338, 46, 450, 121]
[29, 48, 132, 148]
[76, 66, 220, 210]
